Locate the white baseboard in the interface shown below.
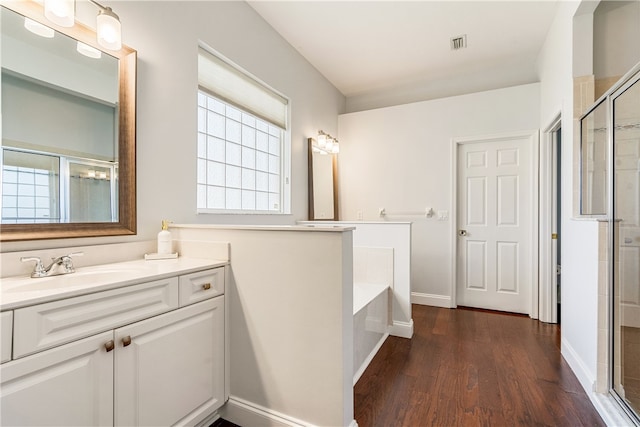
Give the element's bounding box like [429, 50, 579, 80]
[411, 292, 453, 308]
[560, 337, 595, 394]
[562, 338, 639, 426]
[354, 332, 389, 386]
[194, 410, 220, 427]
[389, 319, 413, 338]
[222, 396, 358, 427]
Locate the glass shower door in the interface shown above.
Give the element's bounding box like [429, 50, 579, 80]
[612, 74, 640, 421]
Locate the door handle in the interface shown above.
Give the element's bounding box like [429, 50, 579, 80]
[104, 340, 115, 352]
[121, 336, 132, 347]
[458, 229, 468, 237]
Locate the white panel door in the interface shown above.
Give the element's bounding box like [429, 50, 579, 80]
[115, 297, 225, 427]
[1, 331, 114, 426]
[457, 134, 533, 314]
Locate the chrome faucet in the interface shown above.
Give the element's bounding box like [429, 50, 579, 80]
[21, 252, 84, 278]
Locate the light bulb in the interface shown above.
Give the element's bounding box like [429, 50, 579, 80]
[44, 0, 75, 27]
[325, 138, 334, 151]
[96, 7, 121, 51]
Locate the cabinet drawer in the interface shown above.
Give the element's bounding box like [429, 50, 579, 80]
[1, 311, 12, 363]
[13, 278, 179, 358]
[179, 268, 224, 306]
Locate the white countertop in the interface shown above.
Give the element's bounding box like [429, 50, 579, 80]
[170, 223, 355, 232]
[0, 257, 226, 311]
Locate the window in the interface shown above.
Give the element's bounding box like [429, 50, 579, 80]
[1, 150, 59, 224]
[197, 46, 290, 214]
[1, 147, 117, 224]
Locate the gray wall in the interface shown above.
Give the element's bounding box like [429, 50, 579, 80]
[3, 1, 346, 251]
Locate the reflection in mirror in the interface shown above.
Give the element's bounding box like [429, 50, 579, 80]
[308, 138, 339, 220]
[0, 2, 136, 241]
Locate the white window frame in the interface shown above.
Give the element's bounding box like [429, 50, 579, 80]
[197, 45, 291, 215]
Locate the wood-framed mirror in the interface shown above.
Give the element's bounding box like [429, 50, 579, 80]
[1, 1, 136, 241]
[308, 137, 339, 220]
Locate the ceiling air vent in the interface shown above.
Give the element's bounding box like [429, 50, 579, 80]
[450, 35, 467, 50]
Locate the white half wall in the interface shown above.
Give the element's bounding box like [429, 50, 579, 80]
[300, 221, 413, 338]
[338, 84, 540, 305]
[172, 225, 354, 427]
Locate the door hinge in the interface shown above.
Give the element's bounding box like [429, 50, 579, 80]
[556, 265, 561, 275]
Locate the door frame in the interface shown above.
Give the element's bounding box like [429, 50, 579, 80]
[539, 114, 562, 323]
[450, 130, 540, 317]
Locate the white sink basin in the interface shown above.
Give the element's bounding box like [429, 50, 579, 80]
[2, 264, 155, 293]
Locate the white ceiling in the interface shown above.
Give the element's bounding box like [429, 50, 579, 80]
[248, 1, 559, 107]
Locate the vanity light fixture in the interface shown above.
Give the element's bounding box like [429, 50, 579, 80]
[76, 41, 102, 58]
[313, 130, 339, 155]
[44, 0, 75, 27]
[91, 0, 122, 51]
[24, 18, 55, 38]
[42, 0, 123, 51]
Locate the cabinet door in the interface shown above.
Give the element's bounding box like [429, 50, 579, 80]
[1, 311, 12, 363]
[0, 331, 114, 426]
[115, 296, 225, 426]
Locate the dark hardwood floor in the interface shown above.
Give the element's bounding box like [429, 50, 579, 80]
[355, 304, 606, 427]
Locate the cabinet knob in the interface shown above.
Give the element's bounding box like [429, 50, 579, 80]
[104, 340, 115, 352]
[202, 283, 212, 291]
[121, 336, 132, 347]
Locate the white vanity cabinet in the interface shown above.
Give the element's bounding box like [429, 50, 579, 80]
[115, 296, 225, 426]
[0, 265, 226, 427]
[1, 311, 12, 363]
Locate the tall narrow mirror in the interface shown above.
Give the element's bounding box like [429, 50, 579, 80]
[1, 2, 136, 241]
[308, 138, 338, 220]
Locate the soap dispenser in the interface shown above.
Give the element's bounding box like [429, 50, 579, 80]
[157, 220, 172, 255]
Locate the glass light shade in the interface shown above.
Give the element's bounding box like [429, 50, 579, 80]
[331, 142, 339, 154]
[317, 134, 327, 148]
[44, 0, 75, 27]
[325, 139, 334, 151]
[76, 41, 102, 59]
[96, 8, 121, 51]
[24, 18, 55, 38]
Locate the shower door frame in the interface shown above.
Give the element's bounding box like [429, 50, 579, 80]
[607, 63, 640, 424]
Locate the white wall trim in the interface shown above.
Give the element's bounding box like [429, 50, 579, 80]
[222, 396, 337, 427]
[222, 396, 361, 427]
[563, 338, 637, 426]
[561, 337, 595, 394]
[389, 319, 414, 338]
[411, 292, 453, 308]
[539, 113, 562, 323]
